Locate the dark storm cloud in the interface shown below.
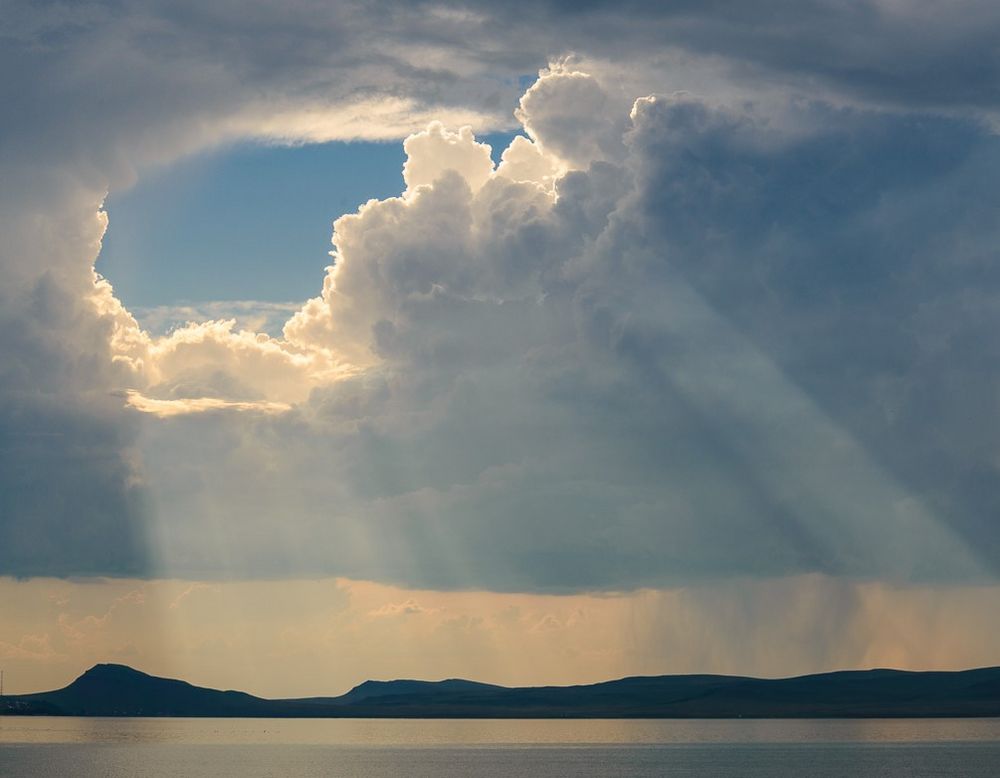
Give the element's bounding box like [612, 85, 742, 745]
[0, 232, 152, 577]
[450, 0, 1000, 114]
[618, 97, 1000, 573]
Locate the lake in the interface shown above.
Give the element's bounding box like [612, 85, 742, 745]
[1, 717, 999, 776]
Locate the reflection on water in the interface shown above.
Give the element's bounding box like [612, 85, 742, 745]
[2, 716, 1000, 745]
[2, 718, 1000, 778]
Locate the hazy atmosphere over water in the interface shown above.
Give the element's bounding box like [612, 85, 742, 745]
[4, 0, 1000, 697]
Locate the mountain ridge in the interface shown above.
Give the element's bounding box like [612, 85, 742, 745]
[3, 663, 1000, 718]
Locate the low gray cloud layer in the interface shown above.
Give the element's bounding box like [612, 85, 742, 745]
[464, 0, 1000, 115]
[3, 2, 1000, 589]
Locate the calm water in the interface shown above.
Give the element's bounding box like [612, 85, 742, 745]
[2, 717, 999, 776]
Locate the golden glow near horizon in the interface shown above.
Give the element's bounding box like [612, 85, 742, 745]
[3, 575, 1000, 698]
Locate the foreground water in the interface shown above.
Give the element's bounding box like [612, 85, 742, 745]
[2, 717, 999, 776]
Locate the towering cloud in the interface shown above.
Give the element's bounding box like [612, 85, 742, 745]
[3, 0, 1000, 595]
[88, 73, 999, 590]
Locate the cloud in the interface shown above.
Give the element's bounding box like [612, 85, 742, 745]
[124, 392, 292, 418]
[460, 0, 1000, 118]
[103, 71, 997, 590]
[4, 2, 1000, 592]
[369, 599, 436, 618]
[0, 633, 63, 662]
[134, 301, 303, 338]
[402, 122, 496, 193]
[0, 199, 152, 577]
[515, 62, 626, 167]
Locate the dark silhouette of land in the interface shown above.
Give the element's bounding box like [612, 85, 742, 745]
[3, 663, 1000, 718]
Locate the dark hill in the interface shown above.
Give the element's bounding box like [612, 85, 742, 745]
[4, 663, 1000, 718]
[18, 664, 276, 717]
[336, 678, 505, 704]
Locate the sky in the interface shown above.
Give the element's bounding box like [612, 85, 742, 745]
[3, 0, 1000, 696]
[96, 133, 520, 314]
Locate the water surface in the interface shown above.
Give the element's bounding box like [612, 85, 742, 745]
[2, 716, 998, 776]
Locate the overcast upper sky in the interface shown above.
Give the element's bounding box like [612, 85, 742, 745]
[3, 0, 1000, 692]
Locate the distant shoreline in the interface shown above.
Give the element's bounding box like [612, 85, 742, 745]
[3, 663, 1000, 719]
